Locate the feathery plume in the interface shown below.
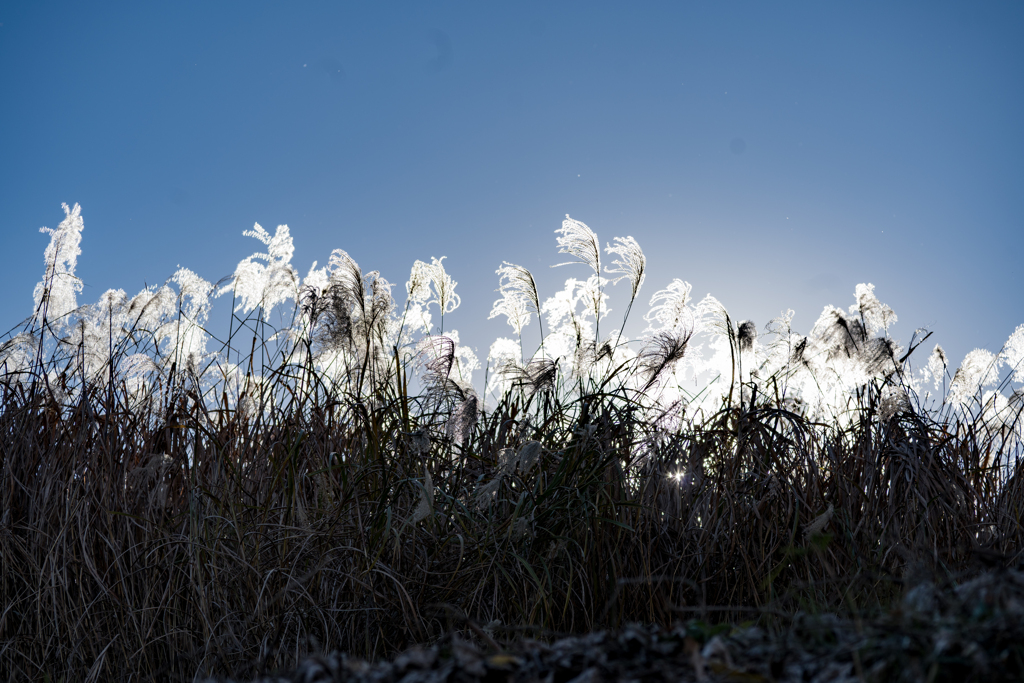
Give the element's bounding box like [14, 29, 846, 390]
[849, 283, 897, 335]
[487, 337, 520, 367]
[485, 337, 520, 397]
[737, 320, 757, 354]
[637, 330, 692, 392]
[692, 294, 729, 330]
[313, 250, 395, 372]
[329, 249, 365, 313]
[579, 275, 611, 324]
[412, 256, 460, 335]
[171, 267, 214, 322]
[495, 262, 542, 317]
[393, 260, 434, 344]
[979, 391, 1017, 466]
[67, 288, 129, 383]
[812, 306, 867, 360]
[447, 329, 480, 387]
[419, 335, 457, 392]
[645, 279, 694, 332]
[766, 309, 796, 335]
[604, 236, 646, 302]
[296, 261, 332, 347]
[553, 214, 601, 275]
[447, 392, 479, 447]
[127, 285, 177, 334]
[514, 440, 543, 475]
[120, 352, 162, 404]
[0, 332, 38, 382]
[219, 223, 299, 320]
[542, 278, 584, 330]
[298, 261, 330, 314]
[33, 203, 85, 330]
[857, 338, 899, 377]
[786, 335, 825, 378]
[927, 344, 949, 390]
[321, 249, 364, 351]
[879, 384, 910, 421]
[406, 260, 432, 304]
[489, 289, 531, 336]
[410, 468, 434, 524]
[490, 262, 542, 339]
[1001, 324, 1024, 384]
[166, 268, 213, 375]
[502, 358, 559, 398]
[120, 353, 159, 381]
[949, 349, 1001, 406]
[417, 256, 460, 315]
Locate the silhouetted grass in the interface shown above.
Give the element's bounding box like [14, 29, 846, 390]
[2, 341, 1022, 680]
[1, 206, 1022, 680]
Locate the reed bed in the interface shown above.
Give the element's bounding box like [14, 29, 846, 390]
[1, 205, 1022, 680]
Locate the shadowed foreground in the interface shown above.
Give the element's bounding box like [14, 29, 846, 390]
[209, 568, 1024, 683]
[2, 375, 1023, 680]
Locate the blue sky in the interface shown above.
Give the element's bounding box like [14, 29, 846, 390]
[1, 1, 1022, 372]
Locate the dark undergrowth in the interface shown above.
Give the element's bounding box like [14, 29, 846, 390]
[1, 365, 1022, 681]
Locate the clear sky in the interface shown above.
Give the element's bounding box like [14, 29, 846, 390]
[1, 1, 1022, 373]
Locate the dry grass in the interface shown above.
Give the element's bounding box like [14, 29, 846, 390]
[2, 206, 1022, 680]
[1, 342, 1021, 681]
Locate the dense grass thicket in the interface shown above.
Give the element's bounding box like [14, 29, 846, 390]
[2, 204, 1023, 680]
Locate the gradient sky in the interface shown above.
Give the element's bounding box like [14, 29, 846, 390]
[2, 1, 1022, 375]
